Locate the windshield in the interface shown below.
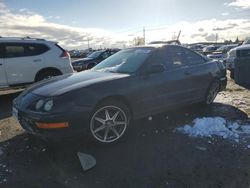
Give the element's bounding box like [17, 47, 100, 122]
[87, 51, 104, 58]
[216, 46, 227, 51]
[92, 48, 152, 73]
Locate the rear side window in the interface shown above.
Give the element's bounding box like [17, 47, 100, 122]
[4, 43, 49, 58]
[26, 44, 49, 56]
[154, 46, 206, 70]
[182, 48, 206, 65]
[154, 46, 186, 69]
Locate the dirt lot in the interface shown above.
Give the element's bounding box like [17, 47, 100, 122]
[0, 76, 249, 188]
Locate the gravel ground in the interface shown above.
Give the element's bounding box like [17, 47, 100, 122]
[0, 76, 249, 188]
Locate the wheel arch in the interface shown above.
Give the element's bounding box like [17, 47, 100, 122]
[94, 95, 134, 118]
[35, 67, 62, 82]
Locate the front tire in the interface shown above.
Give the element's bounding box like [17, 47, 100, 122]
[89, 101, 131, 144]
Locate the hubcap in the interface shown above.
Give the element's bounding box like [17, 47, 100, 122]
[206, 83, 219, 104]
[90, 106, 128, 143]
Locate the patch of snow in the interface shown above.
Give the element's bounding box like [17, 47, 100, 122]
[175, 117, 250, 143]
[97, 61, 126, 73]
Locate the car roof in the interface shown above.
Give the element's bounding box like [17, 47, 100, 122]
[0, 37, 56, 44]
[128, 43, 180, 50]
[234, 44, 250, 51]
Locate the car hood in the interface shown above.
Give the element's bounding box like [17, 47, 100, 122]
[72, 58, 94, 64]
[28, 71, 129, 97]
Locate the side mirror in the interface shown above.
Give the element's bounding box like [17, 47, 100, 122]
[146, 64, 165, 75]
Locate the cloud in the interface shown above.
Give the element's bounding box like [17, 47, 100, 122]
[221, 12, 229, 16]
[0, 1, 250, 48]
[0, 1, 119, 49]
[213, 23, 238, 31]
[227, 0, 250, 9]
[144, 19, 250, 43]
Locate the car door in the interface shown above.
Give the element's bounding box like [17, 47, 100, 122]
[4, 42, 44, 85]
[0, 44, 7, 88]
[131, 46, 192, 116]
[235, 49, 250, 86]
[150, 46, 198, 106]
[180, 47, 212, 102]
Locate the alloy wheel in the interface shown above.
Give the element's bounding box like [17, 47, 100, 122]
[90, 105, 128, 143]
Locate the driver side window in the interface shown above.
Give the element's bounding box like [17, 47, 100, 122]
[153, 46, 185, 70]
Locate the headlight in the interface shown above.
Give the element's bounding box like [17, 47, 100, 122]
[35, 99, 44, 110]
[44, 100, 54, 112]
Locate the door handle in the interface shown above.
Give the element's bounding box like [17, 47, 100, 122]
[0, 64, 2, 66]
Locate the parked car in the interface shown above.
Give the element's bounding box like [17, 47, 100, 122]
[72, 49, 120, 72]
[207, 44, 238, 61]
[226, 44, 250, 79]
[0, 37, 73, 90]
[243, 38, 250, 45]
[188, 44, 206, 54]
[13, 44, 227, 144]
[202, 45, 221, 55]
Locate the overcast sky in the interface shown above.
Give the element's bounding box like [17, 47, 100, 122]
[0, 0, 250, 49]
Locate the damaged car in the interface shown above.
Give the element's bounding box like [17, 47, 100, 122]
[13, 44, 227, 144]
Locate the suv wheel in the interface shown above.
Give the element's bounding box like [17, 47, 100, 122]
[36, 70, 61, 82]
[90, 101, 131, 144]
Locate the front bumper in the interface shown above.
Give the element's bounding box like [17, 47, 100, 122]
[13, 105, 92, 139]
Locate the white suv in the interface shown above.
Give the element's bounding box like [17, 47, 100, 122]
[0, 37, 73, 89]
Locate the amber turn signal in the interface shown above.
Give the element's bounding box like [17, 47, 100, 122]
[36, 122, 69, 129]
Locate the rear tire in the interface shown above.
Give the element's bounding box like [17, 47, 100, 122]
[89, 100, 131, 145]
[204, 81, 220, 105]
[36, 70, 61, 82]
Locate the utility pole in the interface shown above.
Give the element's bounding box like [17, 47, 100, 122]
[177, 30, 181, 41]
[87, 38, 90, 49]
[143, 27, 145, 45]
[215, 33, 218, 43]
